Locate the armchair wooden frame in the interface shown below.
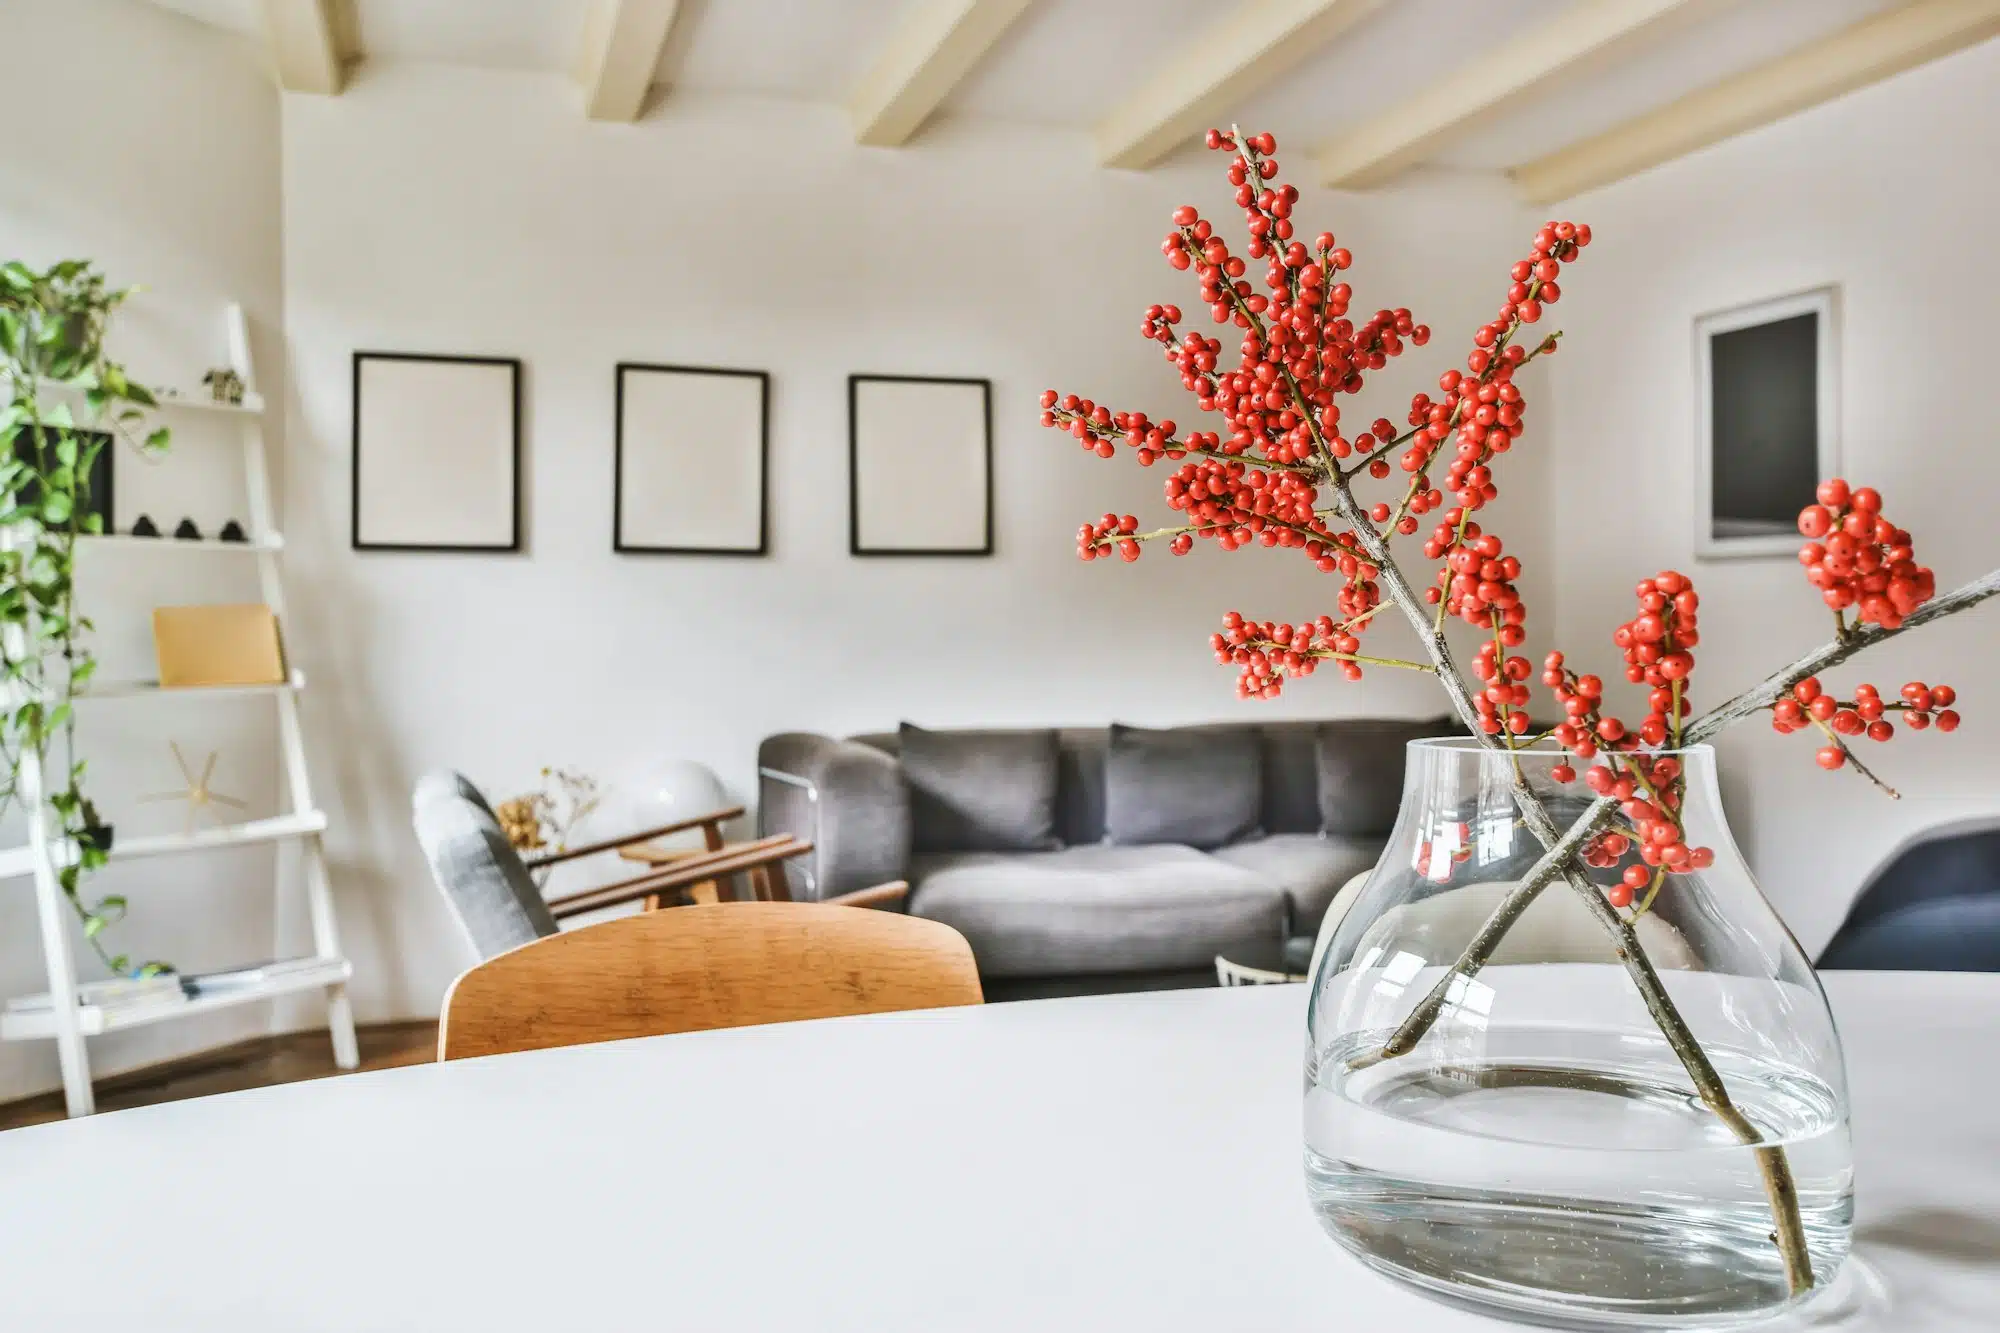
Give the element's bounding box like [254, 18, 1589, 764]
[523, 805, 907, 919]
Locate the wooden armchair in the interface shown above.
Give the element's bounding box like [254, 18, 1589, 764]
[413, 771, 905, 964]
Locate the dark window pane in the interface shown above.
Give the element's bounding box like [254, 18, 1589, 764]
[1710, 312, 1817, 539]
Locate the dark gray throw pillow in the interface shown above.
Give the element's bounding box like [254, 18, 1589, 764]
[899, 724, 1062, 855]
[1316, 716, 1452, 836]
[1104, 723, 1262, 850]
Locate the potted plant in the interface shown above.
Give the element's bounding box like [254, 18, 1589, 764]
[0, 260, 170, 976]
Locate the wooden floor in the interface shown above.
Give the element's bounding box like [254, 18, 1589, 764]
[0, 1021, 438, 1131]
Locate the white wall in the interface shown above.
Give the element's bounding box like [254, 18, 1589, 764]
[0, 0, 287, 1098]
[1546, 41, 2000, 953]
[276, 64, 1545, 1021]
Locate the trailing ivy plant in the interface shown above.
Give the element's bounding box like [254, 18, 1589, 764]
[0, 260, 170, 976]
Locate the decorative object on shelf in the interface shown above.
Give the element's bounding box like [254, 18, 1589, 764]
[351, 351, 521, 552]
[129, 513, 160, 537]
[0, 258, 172, 980]
[849, 374, 992, 556]
[1040, 127, 1999, 1327]
[200, 366, 244, 405]
[1695, 286, 1839, 560]
[614, 362, 768, 555]
[140, 742, 247, 835]
[218, 519, 247, 542]
[8, 425, 113, 527]
[152, 604, 286, 688]
[172, 517, 201, 540]
[496, 767, 602, 886]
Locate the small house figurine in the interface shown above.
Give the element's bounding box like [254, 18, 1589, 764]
[200, 367, 245, 405]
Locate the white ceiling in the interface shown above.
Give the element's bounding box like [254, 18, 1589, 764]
[145, 0, 1918, 174]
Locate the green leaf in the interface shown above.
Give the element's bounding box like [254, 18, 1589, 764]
[40, 493, 70, 524]
[41, 401, 72, 430]
[82, 914, 104, 938]
[81, 512, 102, 533]
[144, 426, 169, 452]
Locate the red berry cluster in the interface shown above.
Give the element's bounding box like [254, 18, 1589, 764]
[1469, 640, 1534, 737]
[1078, 513, 1139, 562]
[1212, 612, 1369, 697]
[1796, 479, 1935, 628]
[1161, 455, 1320, 549]
[1424, 521, 1526, 635]
[1611, 570, 1698, 746]
[1540, 653, 1615, 769]
[1579, 755, 1715, 904]
[1043, 130, 1582, 681]
[1770, 676, 1960, 770]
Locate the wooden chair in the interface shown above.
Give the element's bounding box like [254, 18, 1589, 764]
[438, 902, 982, 1061]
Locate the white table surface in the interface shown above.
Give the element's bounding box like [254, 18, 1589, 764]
[0, 972, 1994, 1331]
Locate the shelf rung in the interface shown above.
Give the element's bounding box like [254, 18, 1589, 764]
[16, 376, 266, 418]
[77, 533, 283, 554]
[0, 810, 328, 880]
[79, 670, 304, 701]
[0, 956, 350, 1040]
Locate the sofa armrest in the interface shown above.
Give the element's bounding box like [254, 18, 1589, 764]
[757, 733, 910, 901]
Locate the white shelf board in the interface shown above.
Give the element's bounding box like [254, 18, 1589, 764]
[142, 390, 266, 417]
[0, 810, 328, 881]
[78, 532, 283, 553]
[17, 376, 265, 418]
[0, 957, 351, 1041]
[80, 670, 304, 701]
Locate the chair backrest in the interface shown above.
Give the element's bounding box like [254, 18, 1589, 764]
[438, 901, 983, 1060]
[1819, 819, 2000, 970]
[413, 770, 558, 960]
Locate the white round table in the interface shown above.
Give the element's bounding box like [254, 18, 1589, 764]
[0, 973, 1994, 1330]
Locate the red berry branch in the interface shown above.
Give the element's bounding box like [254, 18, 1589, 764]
[1041, 126, 2000, 1298]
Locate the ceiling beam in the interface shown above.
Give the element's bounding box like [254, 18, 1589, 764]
[574, 0, 685, 122]
[850, 0, 1037, 146]
[1096, 0, 1386, 171]
[258, 0, 356, 96]
[1312, 0, 1711, 190]
[1513, 0, 2000, 204]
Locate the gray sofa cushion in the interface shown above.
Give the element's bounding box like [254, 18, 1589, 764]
[900, 724, 1061, 854]
[1316, 717, 1449, 836]
[907, 844, 1287, 978]
[1105, 723, 1262, 849]
[1210, 832, 1386, 934]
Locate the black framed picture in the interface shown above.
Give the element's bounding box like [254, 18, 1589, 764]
[614, 363, 769, 555]
[1694, 286, 1839, 560]
[352, 351, 521, 552]
[849, 374, 992, 556]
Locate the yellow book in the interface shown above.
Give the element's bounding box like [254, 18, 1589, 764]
[152, 604, 286, 688]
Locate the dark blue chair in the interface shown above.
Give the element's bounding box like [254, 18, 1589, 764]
[1818, 821, 2000, 972]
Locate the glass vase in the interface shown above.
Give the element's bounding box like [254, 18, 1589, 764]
[1304, 738, 1852, 1329]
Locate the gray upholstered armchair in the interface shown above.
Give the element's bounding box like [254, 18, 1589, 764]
[415, 770, 766, 959]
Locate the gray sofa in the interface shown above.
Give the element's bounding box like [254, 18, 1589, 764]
[757, 718, 1448, 998]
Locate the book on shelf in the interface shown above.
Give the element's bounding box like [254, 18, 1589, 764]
[7, 974, 186, 1014]
[180, 957, 330, 995]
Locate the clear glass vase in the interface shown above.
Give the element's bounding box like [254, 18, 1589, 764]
[1304, 738, 1852, 1329]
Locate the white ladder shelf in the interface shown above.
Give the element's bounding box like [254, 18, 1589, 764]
[2, 304, 357, 1116]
